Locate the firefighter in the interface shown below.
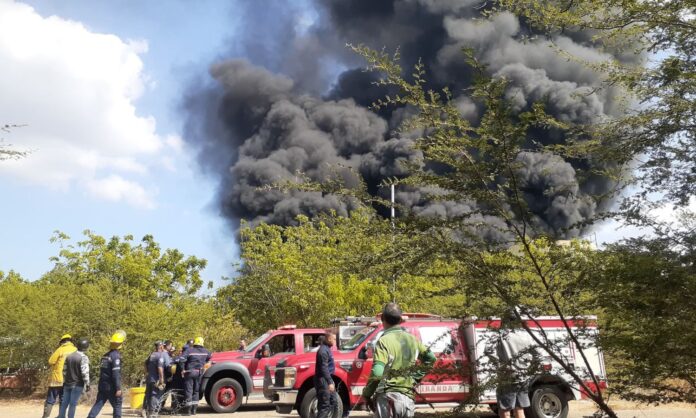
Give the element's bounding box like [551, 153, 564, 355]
[314, 330, 337, 418]
[159, 340, 176, 412]
[43, 334, 77, 418]
[144, 341, 166, 418]
[181, 336, 211, 415]
[169, 345, 186, 413]
[87, 331, 126, 418]
[361, 303, 436, 418]
[163, 340, 175, 368]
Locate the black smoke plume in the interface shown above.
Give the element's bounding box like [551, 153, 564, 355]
[183, 0, 627, 238]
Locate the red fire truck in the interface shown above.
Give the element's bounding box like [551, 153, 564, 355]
[266, 315, 606, 418]
[200, 325, 327, 413]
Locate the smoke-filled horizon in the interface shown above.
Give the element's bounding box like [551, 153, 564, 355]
[183, 0, 630, 239]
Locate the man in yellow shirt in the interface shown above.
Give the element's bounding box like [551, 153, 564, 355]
[43, 334, 77, 418]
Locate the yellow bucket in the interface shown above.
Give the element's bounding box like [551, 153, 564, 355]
[129, 386, 146, 409]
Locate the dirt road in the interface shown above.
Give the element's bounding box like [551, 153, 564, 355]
[1, 399, 694, 418]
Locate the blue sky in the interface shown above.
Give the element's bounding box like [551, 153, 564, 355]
[0, 0, 250, 288]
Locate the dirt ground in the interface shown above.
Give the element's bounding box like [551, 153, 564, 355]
[0, 398, 695, 418]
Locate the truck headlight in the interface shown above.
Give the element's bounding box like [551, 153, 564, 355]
[284, 367, 296, 388]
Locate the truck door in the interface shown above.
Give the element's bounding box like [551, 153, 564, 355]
[346, 329, 384, 404]
[250, 333, 295, 391]
[345, 326, 419, 404]
[416, 324, 468, 404]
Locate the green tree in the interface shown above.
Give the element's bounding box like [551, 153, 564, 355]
[583, 213, 696, 404]
[490, 0, 696, 407]
[45, 230, 208, 299]
[287, 45, 621, 416]
[0, 233, 244, 386]
[222, 209, 464, 333]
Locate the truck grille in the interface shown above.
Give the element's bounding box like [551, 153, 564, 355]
[274, 367, 285, 387]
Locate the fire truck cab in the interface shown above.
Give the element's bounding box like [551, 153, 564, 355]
[200, 325, 327, 413]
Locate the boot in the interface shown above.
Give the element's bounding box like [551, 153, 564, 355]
[191, 405, 197, 415]
[41, 403, 53, 418]
[181, 406, 191, 416]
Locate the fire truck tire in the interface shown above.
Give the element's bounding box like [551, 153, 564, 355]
[299, 388, 344, 418]
[209, 377, 244, 413]
[527, 385, 568, 418]
[275, 404, 294, 414]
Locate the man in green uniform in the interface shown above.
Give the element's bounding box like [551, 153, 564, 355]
[361, 303, 437, 418]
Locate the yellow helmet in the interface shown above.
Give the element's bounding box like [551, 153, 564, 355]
[110, 331, 126, 344]
[194, 337, 204, 346]
[60, 334, 72, 341]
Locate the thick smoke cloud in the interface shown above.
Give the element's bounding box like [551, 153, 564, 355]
[183, 0, 625, 237]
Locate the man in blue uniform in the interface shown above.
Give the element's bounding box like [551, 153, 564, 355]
[169, 345, 186, 413]
[144, 341, 167, 417]
[159, 340, 176, 412]
[87, 331, 126, 418]
[181, 337, 211, 416]
[314, 330, 337, 418]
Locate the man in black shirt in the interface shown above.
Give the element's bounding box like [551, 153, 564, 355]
[314, 330, 337, 418]
[58, 338, 90, 418]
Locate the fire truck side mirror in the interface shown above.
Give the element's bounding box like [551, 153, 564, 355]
[256, 344, 271, 359]
[358, 346, 368, 360]
[361, 341, 375, 359]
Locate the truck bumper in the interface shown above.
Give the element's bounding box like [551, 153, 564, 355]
[271, 389, 298, 414]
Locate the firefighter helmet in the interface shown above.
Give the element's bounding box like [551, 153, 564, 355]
[110, 330, 126, 345]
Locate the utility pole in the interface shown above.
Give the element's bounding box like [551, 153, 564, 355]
[390, 184, 396, 302]
[390, 184, 395, 227]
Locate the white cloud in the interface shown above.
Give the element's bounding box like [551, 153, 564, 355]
[86, 175, 156, 210]
[0, 1, 165, 208]
[164, 134, 185, 154]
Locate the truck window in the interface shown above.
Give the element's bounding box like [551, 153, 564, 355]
[244, 332, 270, 353]
[340, 326, 377, 351]
[266, 334, 295, 355]
[303, 333, 324, 352]
[419, 326, 454, 354]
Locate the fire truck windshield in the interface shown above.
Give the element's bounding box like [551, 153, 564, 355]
[244, 332, 271, 353]
[340, 326, 377, 351]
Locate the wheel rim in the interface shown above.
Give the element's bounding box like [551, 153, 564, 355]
[217, 386, 237, 407]
[310, 394, 340, 418]
[538, 392, 562, 418]
[309, 398, 318, 418]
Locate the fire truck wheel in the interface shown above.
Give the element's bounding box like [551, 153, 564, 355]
[299, 388, 344, 418]
[527, 385, 568, 418]
[209, 377, 244, 413]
